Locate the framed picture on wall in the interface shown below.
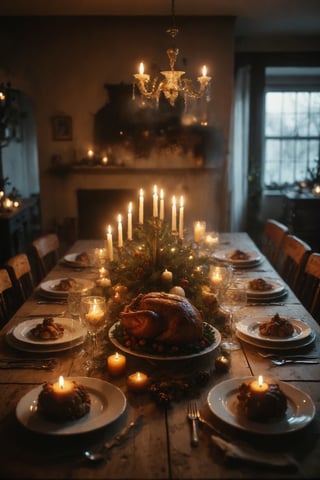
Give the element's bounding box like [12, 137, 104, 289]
[51, 114, 72, 141]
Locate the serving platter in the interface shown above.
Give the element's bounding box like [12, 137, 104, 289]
[16, 377, 127, 435]
[207, 376, 315, 435]
[108, 321, 221, 361]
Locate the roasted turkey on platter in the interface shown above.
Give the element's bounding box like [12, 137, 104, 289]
[120, 292, 204, 344]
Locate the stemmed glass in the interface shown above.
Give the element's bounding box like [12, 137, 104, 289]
[79, 296, 106, 371]
[218, 280, 247, 351]
[208, 264, 233, 295]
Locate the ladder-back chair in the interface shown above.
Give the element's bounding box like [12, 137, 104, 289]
[261, 219, 289, 268]
[297, 253, 320, 323]
[0, 268, 17, 328]
[5, 253, 35, 304]
[31, 233, 60, 283]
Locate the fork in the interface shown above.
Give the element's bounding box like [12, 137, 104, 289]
[187, 401, 199, 447]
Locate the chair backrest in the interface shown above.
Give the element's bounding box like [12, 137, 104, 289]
[296, 253, 320, 323]
[5, 253, 35, 303]
[0, 268, 17, 328]
[277, 234, 312, 294]
[261, 219, 289, 268]
[31, 233, 60, 283]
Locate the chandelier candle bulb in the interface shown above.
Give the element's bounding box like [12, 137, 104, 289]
[160, 189, 164, 221]
[117, 214, 123, 248]
[128, 202, 133, 241]
[153, 185, 158, 218]
[107, 352, 127, 377]
[250, 375, 269, 397]
[172, 196, 177, 232]
[179, 196, 184, 239]
[52, 376, 74, 396]
[139, 188, 144, 224]
[107, 225, 114, 261]
[127, 371, 149, 392]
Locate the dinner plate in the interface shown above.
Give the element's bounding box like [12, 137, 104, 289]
[244, 278, 286, 298]
[12, 317, 87, 347]
[236, 329, 316, 351]
[6, 328, 85, 353]
[236, 316, 312, 344]
[40, 278, 95, 297]
[63, 253, 91, 268]
[207, 376, 315, 435]
[16, 377, 127, 435]
[213, 250, 262, 267]
[108, 321, 221, 361]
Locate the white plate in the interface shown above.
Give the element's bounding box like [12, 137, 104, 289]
[63, 253, 91, 267]
[6, 329, 85, 353]
[40, 278, 95, 297]
[16, 377, 127, 435]
[12, 317, 87, 346]
[108, 321, 221, 361]
[207, 376, 315, 435]
[236, 316, 312, 344]
[213, 250, 262, 267]
[236, 329, 316, 351]
[244, 278, 286, 297]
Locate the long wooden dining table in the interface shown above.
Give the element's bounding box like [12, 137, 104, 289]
[0, 232, 319, 479]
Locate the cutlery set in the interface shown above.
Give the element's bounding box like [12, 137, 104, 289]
[0, 358, 57, 370]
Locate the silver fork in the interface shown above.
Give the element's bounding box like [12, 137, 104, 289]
[187, 401, 199, 447]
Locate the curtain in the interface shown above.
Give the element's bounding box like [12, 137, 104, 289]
[228, 65, 251, 232]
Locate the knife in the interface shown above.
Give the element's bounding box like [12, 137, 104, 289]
[102, 415, 144, 453]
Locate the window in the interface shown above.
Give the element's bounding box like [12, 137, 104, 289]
[263, 67, 320, 189]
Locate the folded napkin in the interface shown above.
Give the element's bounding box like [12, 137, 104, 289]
[211, 435, 298, 469]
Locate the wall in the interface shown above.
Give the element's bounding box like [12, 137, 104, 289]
[0, 16, 235, 234]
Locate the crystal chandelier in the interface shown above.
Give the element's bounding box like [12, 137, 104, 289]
[133, 0, 211, 109]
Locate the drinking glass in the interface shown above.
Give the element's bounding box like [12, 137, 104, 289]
[208, 264, 233, 295]
[79, 296, 106, 371]
[218, 280, 247, 351]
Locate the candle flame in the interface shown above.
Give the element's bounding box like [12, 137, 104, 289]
[258, 375, 264, 387]
[58, 375, 64, 390]
[202, 65, 207, 76]
[139, 188, 144, 197]
[107, 224, 112, 234]
[139, 62, 144, 75]
[137, 372, 142, 380]
[180, 195, 184, 207]
[128, 202, 132, 213]
[153, 184, 157, 195]
[118, 214, 122, 223]
[172, 195, 176, 206]
[160, 188, 164, 199]
[115, 352, 119, 359]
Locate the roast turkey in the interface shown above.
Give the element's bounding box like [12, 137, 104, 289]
[120, 292, 204, 344]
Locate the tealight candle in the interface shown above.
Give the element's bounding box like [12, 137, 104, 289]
[107, 352, 127, 376]
[127, 371, 149, 392]
[250, 375, 269, 396]
[52, 376, 74, 396]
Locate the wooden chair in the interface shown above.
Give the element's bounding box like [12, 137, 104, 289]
[5, 253, 35, 304]
[277, 234, 312, 295]
[261, 219, 289, 268]
[31, 233, 60, 283]
[296, 253, 320, 323]
[0, 268, 17, 328]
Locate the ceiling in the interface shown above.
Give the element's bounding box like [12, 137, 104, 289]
[1, 0, 320, 36]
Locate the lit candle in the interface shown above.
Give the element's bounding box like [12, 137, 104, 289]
[101, 155, 108, 165]
[52, 376, 74, 396]
[85, 302, 105, 325]
[128, 202, 133, 241]
[153, 185, 158, 217]
[139, 188, 144, 225]
[250, 375, 269, 397]
[13, 201, 20, 208]
[107, 225, 114, 261]
[127, 371, 149, 392]
[87, 149, 94, 158]
[99, 266, 107, 278]
[134, 62, 150, 82]
[3, 198, 13, 209]
[117, 214, 123, 248]
[194, 221, 206, 243]
[179, 195, 184, 240]
[160, 188, 164, 221]
[210, 268, 223, 287]
[107, 352, 127, 377]
[172, 196, 177, 232]
[161, 269, 173, 284]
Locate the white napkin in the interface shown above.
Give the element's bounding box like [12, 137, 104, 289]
[211, 435, 298, 468]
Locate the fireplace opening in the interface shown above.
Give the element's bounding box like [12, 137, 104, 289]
[77, 189, 137, 239]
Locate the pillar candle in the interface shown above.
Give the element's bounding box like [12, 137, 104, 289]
[107, 352, 127, 376]
[118, 214, 123, 248]
[153, 185, 158, 218]
[107, 224, 114, 261]
[139, 188, 144, 225]
[172, 196, 177, 232]
[160, 188, 164, 221]
[127, 371, 149, 392]
[250, 375, 269, 397]
[179, 195, 184, 240]
[128, 202, 132, 241]
[52, 376, 74, 396]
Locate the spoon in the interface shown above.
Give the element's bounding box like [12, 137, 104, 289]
[84, 415, 143, 463]
[272, 359, 319, 366]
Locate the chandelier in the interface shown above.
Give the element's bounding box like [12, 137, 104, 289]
[133, 0, 211, 109]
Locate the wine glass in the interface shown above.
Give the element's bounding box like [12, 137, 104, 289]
[79, 296, 106, 371]
[218, 280, 247, 351]
[208, 264, 233, 295]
